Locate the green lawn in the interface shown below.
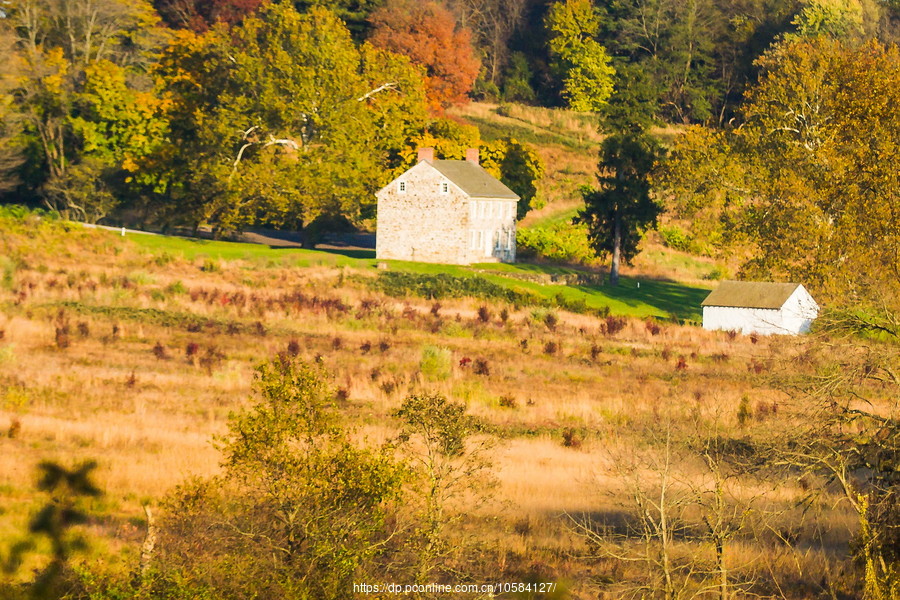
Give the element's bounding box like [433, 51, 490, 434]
[128, 233, 710, 321]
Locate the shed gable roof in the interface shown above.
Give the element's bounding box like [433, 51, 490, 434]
[428, 160, 519, 200]
[701, 281, 806, 309]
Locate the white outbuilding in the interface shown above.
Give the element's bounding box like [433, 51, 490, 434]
[701, 281, 819, 336]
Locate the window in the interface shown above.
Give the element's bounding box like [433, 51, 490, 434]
[507, 229, 514, 250]
[398, 181, 406, 193]
[441, 181, 449, 194]
[476, 230, 483, 251]
[470, 230, 477, 249]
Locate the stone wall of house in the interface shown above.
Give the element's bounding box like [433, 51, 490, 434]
[376, 162, 470, 264]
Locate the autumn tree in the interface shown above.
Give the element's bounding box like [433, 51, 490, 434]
[153, 0, 265, 32]
[658, 39, 900, 302]
[152, 4, 428, 237]
[2, 0, 167, 219]
[368, 0, 481, 112]
[544, 0, 615, 111]
[0, 27, 25, 196]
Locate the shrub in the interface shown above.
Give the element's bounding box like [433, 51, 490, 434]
[473, 358, 490, 376]
[420, 345, 453, 381]
[498, 395, 517, 409]
[544, 341, 559, 355]
[562, 428, 583, 449]
[737, 395, 752, 427]
[516, 223, 594, 264]
[153, 341, 170, 360]
[477, 305, 491, 323]
[604, 316, 627, 336]
[657, 224, 695, 253]
[543, 311, 559, 331]
[55, 326, 70, 349]
[369, 271, 540, 305]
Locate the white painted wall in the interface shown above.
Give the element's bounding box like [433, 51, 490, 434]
[702, 286, 819, 335]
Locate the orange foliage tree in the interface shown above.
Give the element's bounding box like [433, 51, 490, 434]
[368, 0, 480, 112]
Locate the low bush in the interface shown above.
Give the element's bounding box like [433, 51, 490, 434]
[516, 223, 595, 265]
[420, 345, 453, 381]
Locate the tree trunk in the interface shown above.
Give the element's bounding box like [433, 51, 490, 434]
[610, 210, 621, 286]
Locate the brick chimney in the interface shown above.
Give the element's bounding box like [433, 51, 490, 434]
[417, 147, 434, 162]
[465, 148, 479, 165]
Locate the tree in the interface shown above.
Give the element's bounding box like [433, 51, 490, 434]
[368, 0, 481, 112]
[157, 355, 404, 599]
[394, 393, 493, 584]
[152, 4, 428, 236]
[545, 0, 615, 111]
[767, 312, 900, 597]
[3, 0, 166, 216]
[579, 131, 663, 285]
[0, 26, 25, 196]
[153, 0, 265, 32]
[655, 39, 900, 303]
[447, 0, 529, 85]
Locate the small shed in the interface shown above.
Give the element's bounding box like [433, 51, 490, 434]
[701, 281, 819, 336]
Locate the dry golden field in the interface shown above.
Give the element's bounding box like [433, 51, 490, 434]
[0, 216, 872, 598]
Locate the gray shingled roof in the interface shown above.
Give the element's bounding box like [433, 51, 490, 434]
[429, 160, 519, 200]
[701, 281, 803, 309]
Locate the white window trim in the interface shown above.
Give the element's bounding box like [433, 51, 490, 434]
[398, 181, 406, 193]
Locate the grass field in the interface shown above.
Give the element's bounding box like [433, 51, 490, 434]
[0, 213, 875, 599]
[126, 233, 712, 320]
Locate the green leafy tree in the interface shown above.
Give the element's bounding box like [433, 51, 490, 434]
[545, 0, 615, 111]
[789, 0, 866, 40]
[153, 4, 428, 237]
[157, 355, 404, 599]
[579, 131, 663, 285]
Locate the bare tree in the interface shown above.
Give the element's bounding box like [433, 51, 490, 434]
[768, 313, 900, 598]
[573, 427, 699, 600]
[447, 0, 528, 84]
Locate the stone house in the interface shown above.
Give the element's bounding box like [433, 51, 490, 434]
[375, 147, 519, 265]
[701, 281, 819, 335]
